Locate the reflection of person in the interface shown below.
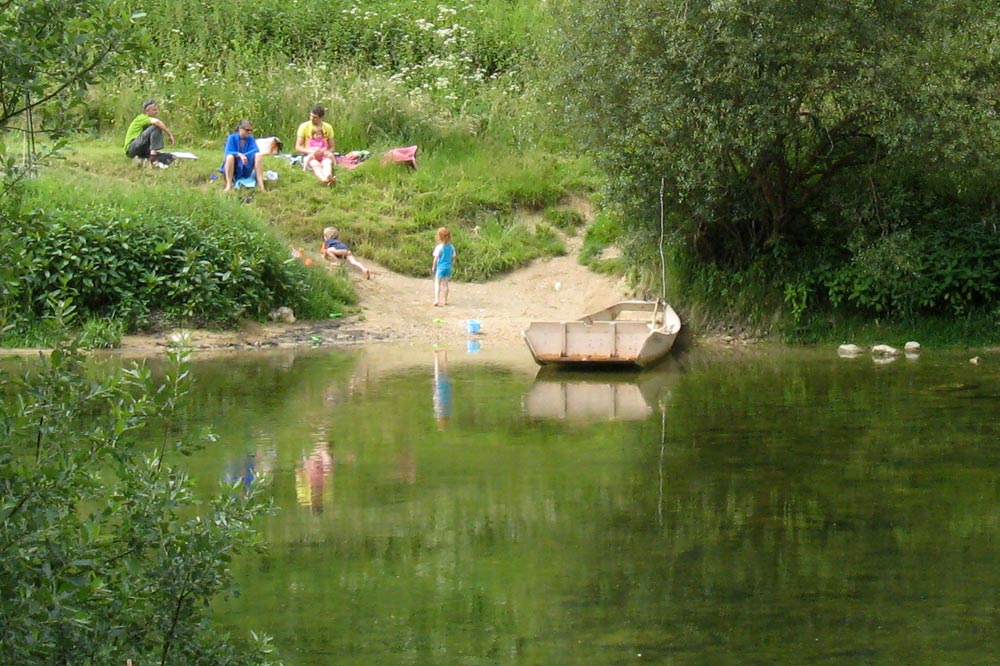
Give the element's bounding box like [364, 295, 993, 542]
[322, 227, 371, 278]
[225, 453, 257, 492]
[295, 105, 336, 185]
[123, 99, 175, 166]
[221, 119, 265, 192]
[433, 350, 452, 428]
[295, 442, 333, 515]
[224, 445, 275, 494]
[432, 226, 456, 307]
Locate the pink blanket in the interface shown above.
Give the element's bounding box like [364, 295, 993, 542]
[334, 152, 367, 170]
[382, 145, 418, 169]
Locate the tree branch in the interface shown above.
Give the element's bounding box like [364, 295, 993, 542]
[1, 35, 123, 126]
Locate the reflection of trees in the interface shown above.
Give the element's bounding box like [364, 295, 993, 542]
[213, 351, 1000, 662]
[169, 350, 363, 446]
[557, 355, 1000, 661]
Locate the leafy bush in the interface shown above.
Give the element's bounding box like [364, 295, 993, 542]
[79, 316, 128, 349]
[295, 263, 357, 320]
[0, 174, 353, 343]
[0, 340, 280, 664]
[818, 224, 1000, 318]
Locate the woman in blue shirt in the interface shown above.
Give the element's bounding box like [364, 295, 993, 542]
[221, 119, 265, 192]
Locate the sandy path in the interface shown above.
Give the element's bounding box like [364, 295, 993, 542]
[116, 237, 634, 354]
[353, 242, 631, 345]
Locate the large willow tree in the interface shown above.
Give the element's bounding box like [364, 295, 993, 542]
[545, 0, 1000, 271]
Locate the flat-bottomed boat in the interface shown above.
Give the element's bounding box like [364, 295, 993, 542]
[522, 300, 681, 368]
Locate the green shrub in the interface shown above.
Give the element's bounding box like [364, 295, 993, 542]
[0, 340, 279, 664]
[293, 264, 357, 320]
[817, 223, 1000, 319]
[544, 208, 585, 233]
[0, 173, 352, 343]
[671, 212, 1000, 340]
[79, 316, 127, 349]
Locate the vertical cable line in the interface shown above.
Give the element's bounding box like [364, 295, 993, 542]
[659, 177, 667, 303]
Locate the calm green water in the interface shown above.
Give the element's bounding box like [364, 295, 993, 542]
[145, 345, 1000, 663]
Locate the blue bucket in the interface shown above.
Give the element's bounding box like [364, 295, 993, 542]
[466, 339, 481, 354]
[466, 319, 481, 335]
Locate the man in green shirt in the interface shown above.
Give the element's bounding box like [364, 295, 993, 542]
[123, 99, 175, 166]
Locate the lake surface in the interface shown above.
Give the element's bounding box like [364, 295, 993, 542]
[132, 344, 1000, 663]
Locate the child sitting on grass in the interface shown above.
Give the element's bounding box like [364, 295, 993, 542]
[322, 227, 371, 279]
[303, 128, 335, 186]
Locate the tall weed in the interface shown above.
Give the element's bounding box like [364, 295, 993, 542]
[83, 0, 540, 144]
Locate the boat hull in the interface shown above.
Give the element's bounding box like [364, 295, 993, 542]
[522, 301, 681, 368]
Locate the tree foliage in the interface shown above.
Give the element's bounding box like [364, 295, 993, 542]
[545, 0, 1000, 270]
[0, 0, 148, 236]
[0, 336, 282, 665]
[0, 0, 146, 130]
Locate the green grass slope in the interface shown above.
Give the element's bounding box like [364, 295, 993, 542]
[65, 135, 600, 283]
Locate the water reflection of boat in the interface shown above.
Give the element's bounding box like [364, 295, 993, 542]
[523, 361, 677, 421]
[522, 300, 681, 368]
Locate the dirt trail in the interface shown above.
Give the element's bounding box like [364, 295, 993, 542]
[351, 235, 631, 345]
[117, 235, 634, 354]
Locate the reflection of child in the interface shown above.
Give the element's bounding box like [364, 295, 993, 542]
[224, 445, 275, 494]
[433, 350, 452, 428]
[322, 227, 371, 279]
[224, 453, 257, 492]
[295, 442, 333, 515]
[432, 226, 456, 307]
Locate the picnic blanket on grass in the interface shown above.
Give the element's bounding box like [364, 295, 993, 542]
[382, 145, 418, 168]
[334, 150, 372, 169]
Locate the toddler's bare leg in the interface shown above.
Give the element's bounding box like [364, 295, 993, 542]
[310, 159, 326, 181]
[346, 254, 370, 278]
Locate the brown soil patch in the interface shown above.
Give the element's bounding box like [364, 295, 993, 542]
[116, 236, 634, 355]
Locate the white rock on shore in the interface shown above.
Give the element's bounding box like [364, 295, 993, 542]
[872, 344, 901, 356]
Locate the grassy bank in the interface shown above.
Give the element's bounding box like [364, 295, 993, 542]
[64, 130, 599, 281]
[0, 0, 627, 348]
[11, 0, 996, 349]
[0, 125, 604, 349]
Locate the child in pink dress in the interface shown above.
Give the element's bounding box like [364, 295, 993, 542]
[302, 128, 335, 185]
